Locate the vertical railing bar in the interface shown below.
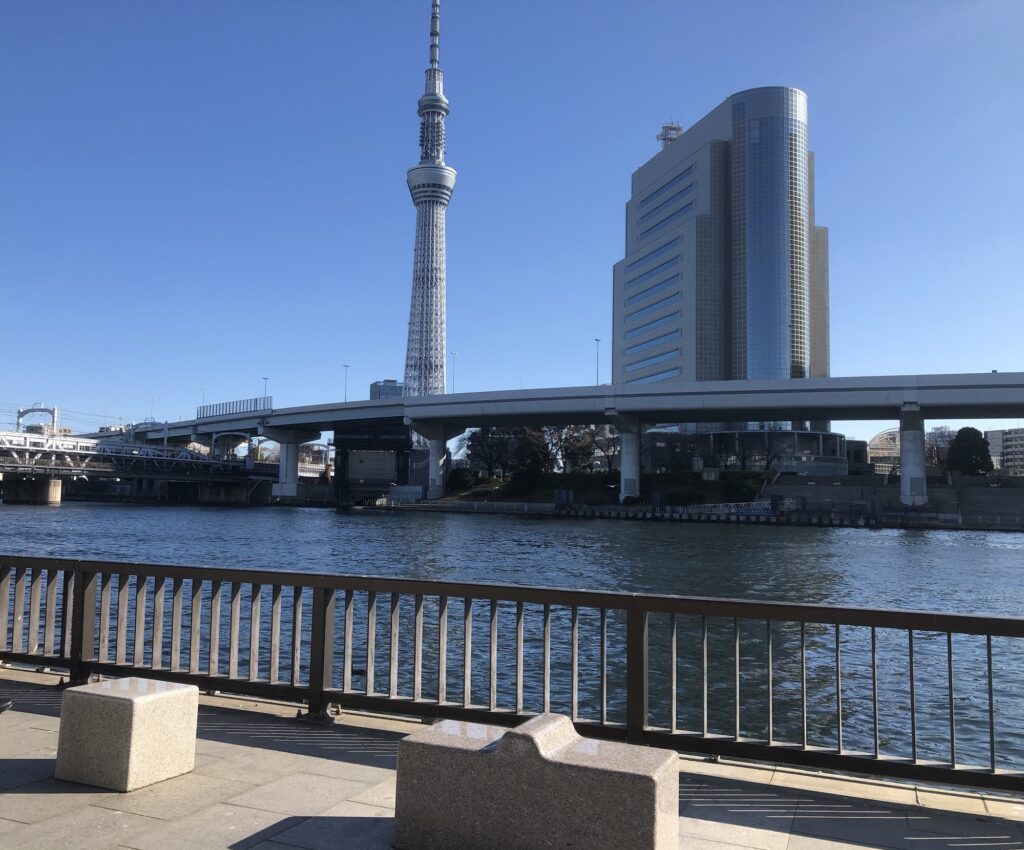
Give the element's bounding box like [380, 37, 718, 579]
[909, 630, 917, 764]
[413, 594, 424, 701]
[669, 612, 677, 734]
[463, 597, 472, 709]
[701, 615, 708, 737]
[733, 616, 740, 740]
[28, 568, 42, 654]
[134, 575, 147, 668]
[987, 634, 996, 774]
[871, 626, 879, 759]
[290, 586, 303, 687]
[489, 599, 498, 712]
[599, 607, 607, 726]
[170, 577, 183, 672]
[44, 568, 58, 656]
[189, 579, 202, 674]
[515, 601, 524, 715]
[151, 577, 166, 670]
[228, 581, 241, 679]
[98, 573, 111, 662]
[248, 583, 262, 682]
[209, 581, 222, 677]
[835, 623, 843, 754]
[800, 621, 807, 749]
[61, 571, 75, 661]
[766, 619, 773, 745]
[625, 604, 648, 743]
[114, 575, 128, 665]
[0, 565, 10, 652]
[438, 595, 448, 704]
[366, 590, 377, 696]
[270, 585, 282, 684]
[947, 631, 956, 769]
[11, 568, 25, 653]
[343, 589, 354, 692]
[571, 605, 579, 722]
[389, 593, 400, 699]
[543, 603, 551, 714]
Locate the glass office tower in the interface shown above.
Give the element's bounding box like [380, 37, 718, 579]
[612, 87, 828, 392]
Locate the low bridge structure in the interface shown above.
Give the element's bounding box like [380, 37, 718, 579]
[125, 371, 1024, 506]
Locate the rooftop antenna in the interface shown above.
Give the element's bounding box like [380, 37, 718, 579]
[657, 121, 683, 150]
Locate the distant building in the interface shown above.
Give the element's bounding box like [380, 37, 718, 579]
[986, 428, 1024, 475]
[867, 429, 900, 475]
[370, 379, 404, 400]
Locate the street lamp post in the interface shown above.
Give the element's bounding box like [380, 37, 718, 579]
[594, 338, 601, 386]
[262, 377, 269, 401]
[343, 364, 350, 402]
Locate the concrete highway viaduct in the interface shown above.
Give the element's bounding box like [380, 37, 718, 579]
[127, 372, 1024, 507]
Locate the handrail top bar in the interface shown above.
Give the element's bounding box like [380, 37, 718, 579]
[3, 553, 1023, 637]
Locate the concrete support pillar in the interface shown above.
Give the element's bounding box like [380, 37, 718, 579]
[1, 476, 62, 505]
[619, 431, 640, 503]
[261, 426, 320, 499]
[899, 404, 927, 507]
[427, 438, 446, 500]
[405, 420, 454, 501]
[274, 441, 299, 498]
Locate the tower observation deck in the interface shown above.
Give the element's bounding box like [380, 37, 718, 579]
[403, 0, 456, 398]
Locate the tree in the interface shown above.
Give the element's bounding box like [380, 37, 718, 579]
[544, 425, 594, 472]
[459, 427, 515, 478]
[946, 427, 993, 475]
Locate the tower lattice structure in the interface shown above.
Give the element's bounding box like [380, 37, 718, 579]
[403, 0, 456, 397]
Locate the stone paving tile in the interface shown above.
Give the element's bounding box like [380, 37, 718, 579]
[92, 773, 257, 821]
[225, 773, 370, 818]
[771, 768, 919, 807]
[0, 725, 59, 759]
[787, 798, 912, 847]
[904, 807, 1024, 840]
[679, 781, 798, 850]
[264, 801, 394, 850]
[917, 788, 988, 814]
[985, 796, 1024, 821]
[346, 778, 396, 811]
[0, 802, 161, 850]
[0, 777, 114, 825]
[117, 802, 296, 850]
[0, 751, 59, 791]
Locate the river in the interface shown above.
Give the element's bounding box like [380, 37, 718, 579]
[2, 502, 1023, 770]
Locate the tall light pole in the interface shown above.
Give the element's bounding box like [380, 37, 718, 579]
[343, 364, 350, 403]
[594, 338, 601, 386]
[201, 387, 206, 406]
[262, 377, 269, 400]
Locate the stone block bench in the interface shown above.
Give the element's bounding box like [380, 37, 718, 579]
[395, 713, 678, 850]
[56, 677, 198, 792]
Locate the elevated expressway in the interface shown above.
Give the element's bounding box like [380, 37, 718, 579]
[126, 372, 1024, 506]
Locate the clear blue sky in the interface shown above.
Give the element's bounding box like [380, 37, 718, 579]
[2, 0, 1022, 441]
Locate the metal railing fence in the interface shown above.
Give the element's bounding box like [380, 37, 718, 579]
[2, 555, 1024, 791]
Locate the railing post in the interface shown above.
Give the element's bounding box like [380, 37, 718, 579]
[304, 586, 336, 722]
[626, 600, 648, 743]
[69, 568, 97, 685]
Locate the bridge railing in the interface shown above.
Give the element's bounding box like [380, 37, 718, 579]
[2, 554, 1024, 791]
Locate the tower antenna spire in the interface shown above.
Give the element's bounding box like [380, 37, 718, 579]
[429, 1, 441, 69]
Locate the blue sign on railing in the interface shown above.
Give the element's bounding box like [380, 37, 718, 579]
[196, 397, 272, 420]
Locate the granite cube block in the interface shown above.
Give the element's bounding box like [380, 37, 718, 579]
[56, 677, 198, 792]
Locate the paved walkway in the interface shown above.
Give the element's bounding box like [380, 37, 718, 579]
[2, 669, 1024, 849]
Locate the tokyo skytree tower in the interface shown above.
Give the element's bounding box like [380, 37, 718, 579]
[402, 0, 456, 397]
